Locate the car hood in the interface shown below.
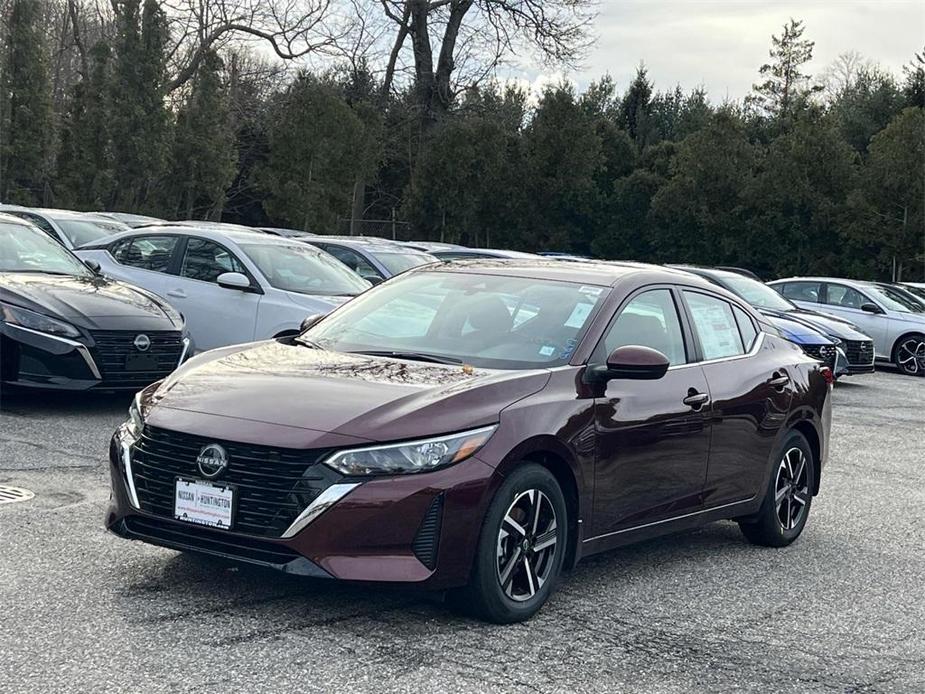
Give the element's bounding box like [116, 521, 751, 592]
[759, 308, 869, 341]
[763, 313, 832, 344]
[0, 272, 181, 331]
[147, 339, 550, 447]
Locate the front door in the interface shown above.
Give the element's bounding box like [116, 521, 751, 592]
[819, 283, 889, 357]
[162, 236, 261, 351]
[592, 287, 711, 535]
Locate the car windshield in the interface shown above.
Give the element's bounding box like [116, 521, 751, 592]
[0, 222, 93, 276]
[369, 249, 436, 275]
[721, 274, 795, 311]
[56, 218, 128, 247]
[302, 271, 608, 369]
[864, 284, 924, 313]
[240, 243, 371, 296]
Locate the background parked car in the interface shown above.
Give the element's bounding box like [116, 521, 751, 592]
[676, 266, 875, 376]
[901, 282, 925, 303]
[425, 247, 542, 261]
[0, 214, 188, 390]
[0, 205, 130, 249]
[302, 237, 437, 284]
[872, 282, 925, 312]
[770, 277, 925, 376]
[93, 212, 166, 228]
[75, 226, 370, 352]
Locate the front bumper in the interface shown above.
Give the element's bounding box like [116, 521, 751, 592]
[105, 428, 497, 590]
[0, 323, 189, 390]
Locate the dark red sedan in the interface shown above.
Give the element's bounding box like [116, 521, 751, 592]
[107, 261, 832, 623]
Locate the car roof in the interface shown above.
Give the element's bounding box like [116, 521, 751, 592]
[0, 211, 38, 228]
[79, 224, 327, 250]
[413, 258, 722, 289]
[770, 276, 866, 285]
[669, 265, 749, 283]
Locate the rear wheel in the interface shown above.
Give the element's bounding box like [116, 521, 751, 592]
[892, 334, 925, 376]
[457, 464, 567, 623]
[739, 431, 814, 547]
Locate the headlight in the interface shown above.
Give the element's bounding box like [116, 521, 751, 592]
[323, 425, 497, 476]
[126, 392, 145, 439]
[0, 302, 81, 338]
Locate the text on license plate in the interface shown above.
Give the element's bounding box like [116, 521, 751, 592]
[174, 479, 234, 529]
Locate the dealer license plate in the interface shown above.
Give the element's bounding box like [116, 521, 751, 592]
[174, 479, 234, 529]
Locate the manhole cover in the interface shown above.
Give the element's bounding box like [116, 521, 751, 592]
[0, 485, 34, 505]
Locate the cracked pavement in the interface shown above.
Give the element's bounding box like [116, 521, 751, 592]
[1, 370, 923, 693]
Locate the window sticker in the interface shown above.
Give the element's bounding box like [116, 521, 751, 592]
[579, 285, 604, 298]
[538, 345, 556, 357]
[559, 337, 578, 360]
[564, 302, 594, 329]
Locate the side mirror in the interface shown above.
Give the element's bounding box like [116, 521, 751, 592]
[860, 303, 883, 314]
[83, 259, 101, 273]
[216, 271, 252, 291]
[588, 345, 671, 383]
[300, 313, 325, 332]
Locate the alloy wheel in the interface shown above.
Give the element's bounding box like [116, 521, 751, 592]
[496, 489, 558, 602]
[896, 337, 925, 375]
[775, 447, 810, 531]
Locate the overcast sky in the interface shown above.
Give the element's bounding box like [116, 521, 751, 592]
[512, 0, 925, 101]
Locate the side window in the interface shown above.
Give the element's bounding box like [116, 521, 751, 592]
[603, 289, 687, 366]
[111, 235, 178, 273]
[732, 305, 758, 351]
[684, 291, 745, 360]
[324, 245, 381, 280]
[824, 284, 866, 309]
[779, 281, 821, 303]
[180, 238, 246, 283]
[11, 212, 61, 243]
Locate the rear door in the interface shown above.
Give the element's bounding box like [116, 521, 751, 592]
[161, 236, 261, 350]
[99, 234, 180, 298]
[681, 290, 794, 507]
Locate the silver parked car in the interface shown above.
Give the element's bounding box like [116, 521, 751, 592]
[0, 205, 130, 249]
[769, 277, 925, 376]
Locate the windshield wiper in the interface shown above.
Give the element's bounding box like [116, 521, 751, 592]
[294, 336, 324, 349]
[349, 350, 463, 365]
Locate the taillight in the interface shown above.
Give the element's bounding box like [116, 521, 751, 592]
[820, 366, 834, 385]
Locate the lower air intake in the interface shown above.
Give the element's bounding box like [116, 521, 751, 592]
[412, 493, 444, 570]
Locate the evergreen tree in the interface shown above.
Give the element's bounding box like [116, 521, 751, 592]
[619, 65, 653, 145]
[748, 19, 822, 122]
[169, 50, 236, 219]
[108, 0, 170, 212]
[902, 46, 925, 108]
[55, 41, 115, 209]
[260, 74, 377, 232]
[0, 0, 53, 204]
[829, 66, 903, 154]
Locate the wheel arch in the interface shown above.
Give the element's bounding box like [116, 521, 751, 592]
[493, 436, 585, 571]
[890, 330, 925, 362]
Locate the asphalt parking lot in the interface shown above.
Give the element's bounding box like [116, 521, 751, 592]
[1, 370, 923, 694]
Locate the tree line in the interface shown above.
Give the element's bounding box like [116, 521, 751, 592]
[0, 1, 923, 280]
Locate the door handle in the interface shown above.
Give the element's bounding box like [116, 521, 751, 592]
[768, 373, 790, 389]
[682, 391, 710, 410]
[166, 289, 187, 299]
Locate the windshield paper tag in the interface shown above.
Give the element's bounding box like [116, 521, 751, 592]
[539, 345, 556, 357]
[564, 302, 593, 329]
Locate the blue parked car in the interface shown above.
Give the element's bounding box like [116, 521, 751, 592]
[676, 266, 875, 378]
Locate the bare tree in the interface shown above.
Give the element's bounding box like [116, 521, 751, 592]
[821, 49, 871, 98]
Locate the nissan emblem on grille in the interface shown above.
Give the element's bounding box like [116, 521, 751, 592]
[196, 444, 229, 478]
[133, 334, 151, 352]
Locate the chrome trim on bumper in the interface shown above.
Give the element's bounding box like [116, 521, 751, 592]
[178, 337, 191, 365]
[5, 323, 102, 379]
[281, 482, 360, 539]
[119, 429, 141, 509]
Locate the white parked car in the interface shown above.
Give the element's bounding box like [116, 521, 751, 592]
[769, 276, 925, 376]
[0, 205, 130, 249]
[75, 226, 370, 352]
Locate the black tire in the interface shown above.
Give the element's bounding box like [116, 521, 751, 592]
[739, 431, 815, 547]
[456, 464, 567, 624]
[892, 333, 925, 377]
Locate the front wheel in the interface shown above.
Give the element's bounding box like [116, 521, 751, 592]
[893, 334, 925, 376]
[739, 431, 815, 547]
[457, 464, 567, 623]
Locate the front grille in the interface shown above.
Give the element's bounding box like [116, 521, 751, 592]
[90, 330, 183, 387]
[412, 493, 444, 570]
[802, 344, 836, 368]
[844, 339, 874, 366]
[131, 426, 341, 538]
[123, 515, 301, 565]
